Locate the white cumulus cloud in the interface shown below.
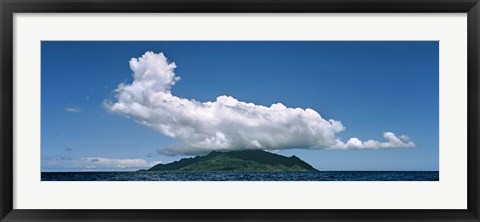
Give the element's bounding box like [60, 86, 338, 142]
[105, 51, 415, 155]
[336, 132, 415, 149]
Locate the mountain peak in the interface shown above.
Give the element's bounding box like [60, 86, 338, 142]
[148, 149, 317, 172]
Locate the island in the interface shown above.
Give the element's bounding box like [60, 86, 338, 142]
[145, 150, 318, 172]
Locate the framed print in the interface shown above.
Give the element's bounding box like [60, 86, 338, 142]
[1, 0, 479, 221]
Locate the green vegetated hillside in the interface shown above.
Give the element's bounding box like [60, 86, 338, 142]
[148, 150, 317, 172]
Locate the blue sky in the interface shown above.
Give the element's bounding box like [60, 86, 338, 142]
[41, 41, 438, 171]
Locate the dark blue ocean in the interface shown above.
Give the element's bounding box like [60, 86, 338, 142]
[41, 171, 439, 181]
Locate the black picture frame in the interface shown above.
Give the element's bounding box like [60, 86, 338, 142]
[1, 0, 479, 221]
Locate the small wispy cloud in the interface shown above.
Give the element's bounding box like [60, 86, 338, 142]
[105, 51, 415, 155]
[42, 156, 161, 171]
[64, 105, 81, 113]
